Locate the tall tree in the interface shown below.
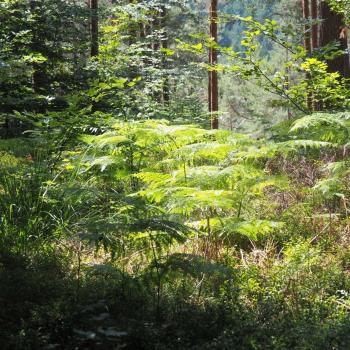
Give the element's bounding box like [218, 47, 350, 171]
[29, 0, 48, 93]
[320, 0, 350, 78]
[302, 0, 312, 54]
[311, 0, 318, 50]
[311, 0, 320, 110]
[302, 0, 313, 110]
[90, 0, 99, 57]
[209, 0, 219, 130]
[159, 5, 170, 104]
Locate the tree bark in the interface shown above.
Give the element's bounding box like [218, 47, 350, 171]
[160, 6, 170, 104]
[209, 0, 219, 129]
[311, 0, 318, 50]
[302, 0, 312, 111]
[90, 0, 99, 57]
[30, 0, 48, 93]
[320, 1, 350, 78]
[302, 0, 312, 54]
[311, 0, 320, 111]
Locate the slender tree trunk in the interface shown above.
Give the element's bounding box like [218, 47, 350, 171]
[302, 0, 313, 111]
[128, 0, 137, 44]
[160, 6, 170, 104]
[30, 0, 48, 93]
[90, 0, 99, 57]
[302, 0, 312, 54]
[209, 0, 219, 129]
[311, 0, 318, 50]
[311, 0, 321, 110]
[320, 1, 350, 78]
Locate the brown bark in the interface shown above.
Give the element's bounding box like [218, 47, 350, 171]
[209, 0, 219, 130]
[159, 6, 170, 104]
[320, 1, 350, 78]
[302, 0, 312, 54]
[311, 0, 318, 50]
[30, 0, 48, 93]
[302, 0, 312, 111]
[90, 0, 99, 57]
[311, 0, 320, 111]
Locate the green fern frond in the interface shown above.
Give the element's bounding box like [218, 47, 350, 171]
[220, 218, 284, 240]
[190, 217, 284, 240]
[313, 178, 344, 198]
[232, 140, 334, 163]
[291, 113, 350, 132]
[129, 218, 192, 244]
[88, 155, 118, 172]
[81, 133, 129, 148]
[174, 142, 236, 164]
[161, 253, 234, 279]
[325, 161, 350, 176]
[290, 113, 350, 144]
[135, 172, 172, 188]
[169, 189, 235, 215]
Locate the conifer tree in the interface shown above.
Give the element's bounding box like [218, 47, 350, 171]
[90, 0, 99, 57]
[320, 0, 350, 78]
[209, 0, 219, 129]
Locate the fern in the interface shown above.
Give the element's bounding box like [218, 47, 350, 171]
[174, 142, 237, 165]
[232, 140, 334, 163]
[312, 160, 350, 199]
[290, 112, 350, 144]
[161, 253, 234, 279]
[80, 133, 129, 149]
[189, 217, 283, 241]
[219, 218, 284, 241]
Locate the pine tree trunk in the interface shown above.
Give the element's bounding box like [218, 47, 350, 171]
[311, 0, 318, 50]
[320, 1, 350, 78]
[90, 0, 99, 57]
[30, 0, 48, 93]
[311, 0, 321, 110]
[302, 0, 312, 111]
[302, 0, 312, 54]
[160, 6, 170, 104]
[209, 0, 219, 129]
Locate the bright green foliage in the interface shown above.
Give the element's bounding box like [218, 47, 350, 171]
[0, 0, 90, 117]
[326, 0, 350, 21]
[80, 121, 288, 248]
[3, 1, 350, 349]
[89, 1, 207, 125]
[180, 14, 350, 116]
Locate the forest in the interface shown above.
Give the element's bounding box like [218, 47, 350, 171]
[2, 0, 350, 349]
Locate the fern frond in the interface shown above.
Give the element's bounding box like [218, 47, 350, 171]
[290, 113, 350, 144]
[313, 178, 344, 198]
[325, 161, 350, 176]
[291, 113, 350, 132]
[174, 142, 236, 164]
[169, 189, 235, 215]
[81, 133, 129, 148]
[161, 253, 233, 279]
[232, 140, 334, 163]
[220, 218, 284, 240]
[135, 172, 172, 188]
[129, 218, 192, 244]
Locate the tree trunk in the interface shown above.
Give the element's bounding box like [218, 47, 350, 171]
[90, 0, 99, 57]
[311, 0, 321, 110]
[311, 0, 318, 50]
[209, 0, 219, 129]
[160, 6, 170, 104]
[30, 0, 48, 93]
[302, 0, 312, 111]
[302, 0, 312, 54]
[320, 1, 350, 78]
